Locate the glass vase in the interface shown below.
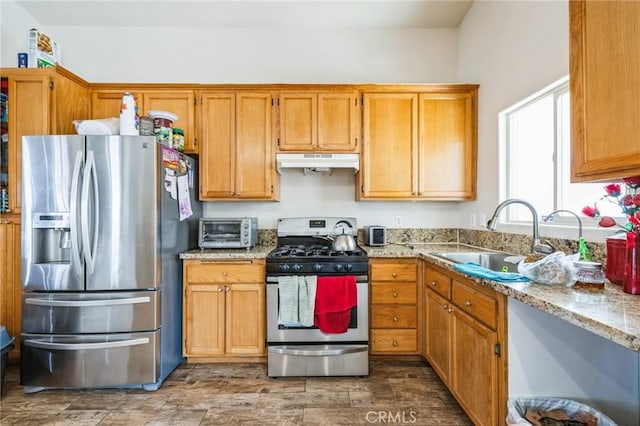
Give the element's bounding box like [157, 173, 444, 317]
[606, 234, 626, 284]
[623, 231, 640, 294]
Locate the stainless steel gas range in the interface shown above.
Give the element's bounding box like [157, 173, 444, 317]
[265, 217, 369, 377]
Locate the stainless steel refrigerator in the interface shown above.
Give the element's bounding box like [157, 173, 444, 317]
[20, 135, 201, 392]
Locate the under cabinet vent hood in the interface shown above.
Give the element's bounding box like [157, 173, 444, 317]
[276, 153, 360, 175]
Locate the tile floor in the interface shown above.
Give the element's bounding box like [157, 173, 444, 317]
[0, 357, 472, 425]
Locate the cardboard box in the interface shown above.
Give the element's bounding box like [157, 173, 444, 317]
[27, 28, 61, 68]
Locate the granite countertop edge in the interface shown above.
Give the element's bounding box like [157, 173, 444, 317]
[180, 243, 640, 352]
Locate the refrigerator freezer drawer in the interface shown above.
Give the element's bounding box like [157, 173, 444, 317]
[22, 291, 161, 334]
[21, 331, 160, 389]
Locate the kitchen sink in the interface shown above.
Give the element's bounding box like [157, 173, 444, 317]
[430, 251, 524, 273]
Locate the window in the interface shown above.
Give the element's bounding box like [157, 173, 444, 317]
[499, 76, 620, 225]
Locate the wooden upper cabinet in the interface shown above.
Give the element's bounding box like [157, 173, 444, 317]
[570, 0, 640, 181]
[91, 88, 197, 154]
[360, 93, 418, 199]
[1, 66, 90, 214]
[419, 92, 476, 199]
[198, 91, 278, 200]
[141, 90, 196, 153]
[359, 87, 477, 201]
[278, 90, 359, 152]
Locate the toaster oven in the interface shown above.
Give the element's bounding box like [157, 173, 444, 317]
[199, 217, 258, 249]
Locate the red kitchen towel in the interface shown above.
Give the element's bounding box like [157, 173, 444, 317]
[314, 275, 357, 333]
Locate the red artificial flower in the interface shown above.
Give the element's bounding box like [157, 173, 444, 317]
[623, 176, 640, 189]
[623, 194, 634, 206]
[581, 205, 599, 218]
[633, 194, 640, 206]
[604, 183, 621, 197]
[598, 216, 617, 227]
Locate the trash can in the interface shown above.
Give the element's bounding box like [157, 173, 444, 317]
[0, 325, 15, 398]
[506, 397, 618, 426]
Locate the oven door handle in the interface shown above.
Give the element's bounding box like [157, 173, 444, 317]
[268, 346, 368, 357]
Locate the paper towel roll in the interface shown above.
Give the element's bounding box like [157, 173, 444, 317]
[120, 92, 139, 135]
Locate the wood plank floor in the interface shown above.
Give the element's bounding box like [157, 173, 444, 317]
[0, 357, 472, 425]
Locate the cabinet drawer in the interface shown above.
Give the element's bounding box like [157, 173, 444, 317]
[371, 329, 417, 353]
[371, 283, 416, 304]
[370, 261, 418, 281]
[371, 305, 417, 329]
[185, 260, 264, 284]
[452, 280, 497, 329]
[424, 267, 451, 299]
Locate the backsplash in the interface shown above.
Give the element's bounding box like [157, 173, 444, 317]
[258, 227, 607, 265]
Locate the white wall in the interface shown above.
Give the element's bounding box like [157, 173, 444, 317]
[3, 0, 593, 236]
[455, 1, 599, 240]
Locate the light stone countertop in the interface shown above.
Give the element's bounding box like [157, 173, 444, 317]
[180, 242, 640, 352]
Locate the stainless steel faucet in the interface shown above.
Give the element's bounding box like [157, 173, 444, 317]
[542, 209, 583, 239]
[486, 198, 555, 255]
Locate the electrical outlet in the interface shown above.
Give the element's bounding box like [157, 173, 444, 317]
[470, 213, 477, 227]
[479, 213, 487, 228]
[395, 216, 403, 227]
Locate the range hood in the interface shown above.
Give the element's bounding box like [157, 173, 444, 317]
[276, 153, 360, 175]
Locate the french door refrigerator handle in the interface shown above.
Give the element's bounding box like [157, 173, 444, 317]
[81, 150, 99, 273]
[69, 151, 83, 272]
[24, 337, 150, 351]
[25, 296, 151, 307]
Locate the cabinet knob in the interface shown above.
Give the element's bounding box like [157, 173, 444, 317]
[391, 272, 397, 278]
[443, 304, 449, 310]
[222, 271, 228, 277]
[392, 316, 399, 322]
[448, 307, 453, 313]
[431, 280, 438, 287]
[392, 340, 398, 347]
[465, 300, 472, 307]
[392, 291, 398, 298]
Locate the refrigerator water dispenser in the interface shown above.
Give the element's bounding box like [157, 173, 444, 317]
[32, 212, 71, 264]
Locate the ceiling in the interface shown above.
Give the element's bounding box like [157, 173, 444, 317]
[14, 0, 474, 29]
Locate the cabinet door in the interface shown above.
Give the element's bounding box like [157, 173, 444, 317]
[423, 287, 451, 386]
[278, 92, 316, 151]
[183, 284, 226, 356]
[317, 92, 359, 151]
[91, 90, 142, 120]
[570, 1, 640, 181]
[451, 306, 498, 426]
[0, 217, 21, 361]
[226, 283, 265, 355]
[199, 92, 235, 198]
[419, 92, 476, 199]
[7, 75, 51, 214]
[141, 90, 197, 154]
[360, 93, 418, 199]
[235, 92, 276, 199]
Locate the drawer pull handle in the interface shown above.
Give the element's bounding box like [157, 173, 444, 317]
[392, 340, 398, 347]
[392, 272, 398, 278]
[392, 291, 398, 298]
[392, 316, 399, 322]
[431, 281, 438, 287]
[465, 300, 472, 307]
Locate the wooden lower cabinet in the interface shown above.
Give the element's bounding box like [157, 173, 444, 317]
[182, 259, 265, 360]
[423, 262, 507, 426]
[370, 258, 419, 354]
[0, 216, 21, 361]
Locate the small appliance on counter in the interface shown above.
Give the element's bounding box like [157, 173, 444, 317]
[198, 217, 258, 249]
[364, 225, 386, 246]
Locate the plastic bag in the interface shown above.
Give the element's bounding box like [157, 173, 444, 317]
[517, 252, 578, 286]
[73, 117, 119, 135]
[506, 397, 618, 426]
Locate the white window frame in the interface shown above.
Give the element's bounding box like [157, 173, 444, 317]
[498, 76, 619, 242]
